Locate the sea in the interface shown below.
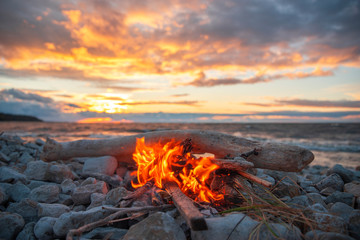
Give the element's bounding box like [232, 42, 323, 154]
[1, 122, 359, 168]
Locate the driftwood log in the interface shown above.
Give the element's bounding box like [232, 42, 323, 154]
[41, 130, 314, 172]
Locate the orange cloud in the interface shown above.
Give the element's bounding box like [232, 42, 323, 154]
[77, 117, 133, 123]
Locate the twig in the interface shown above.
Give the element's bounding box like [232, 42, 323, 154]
[237, 171, 272, 188]
[120, 181, 154, 207]
[66, 204, 174, 240]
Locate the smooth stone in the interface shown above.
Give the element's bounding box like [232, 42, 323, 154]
[0, 166, 27, 183]
[27, 180, 58, 190]
[19, 152, 34, 164]
[254, 223, 302, 240]
[35, 139, 45, 146]
[46, 164, 74, 183]
[16, 222, 36, 240]
[0, 185, 9, 205]
[330, 202, 354, 222]
[305, 230, 355, 240]
[310, 212, 347, 234]
[263, 169, 298, 182]
[38, 203, 70, 218]
[80, 177, 97, 186]
[72, 181, 108, 205]
[24, 161, 48, 181]
[327, 164, 355, 183]
[307, 203, 328, 213]
[34, 217, 57, 240]
[53, 206, 115, 237]
[344, 181, 360, 197]
[320, 186, 338, 196]
[60, 179, 77, 194]
[348, 210, 360, 239]
[82, 156, 118, 176]
[0, 151, 11, 163]
[80, 227, 128, 240]
[325, 191, 354, 206]
[29, 185, 60, 203]
[0, 212, 25, 240]
[315, 173, 344, 192]
[288, 195, 310, 208]
[9, 182, 31, 202]
[7, 198, 39, 223]
[58, 193, 73, 206]
[105, 187, 130, 206]
[87, 193, 106, 210]
[123, 212, 186, 240]
[272, 178, 300, 198]
[307, 193, 327, 207]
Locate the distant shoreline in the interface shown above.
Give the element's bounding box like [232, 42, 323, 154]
[0, 113, 43, 122]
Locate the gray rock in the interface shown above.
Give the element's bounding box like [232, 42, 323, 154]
[26, 180, 58, 190]
[9, 152, 20, 162]
[325, 191, 354, 206]
[73, 205, 86, 212]
[289, 195, 310, 208]
[320, 186, 338, 196]
[307, 193, 327, 207]
[327, 164, 355, 183]
[0, 166, 27, 183]
[46, 164, 74, 183]
[72, 181, 108, 205]
[9, 182, 31, 202]
[0, 212, 25, 240]
[24, 161, 48, 181]
[58, 193, 73, 206]
[123, 212, 186, 240]
[82, 156, 118, 176]
[53, 206, 115, 237]
[35, 138, 45, 146]
[272, 178, 300, 198]
[34, 217, 57, 240]
[80, 227, 128, 240]
[7, 198, 39, 223]
[315, 173, 344, 192]
[0, 151, 11, 163]
[344, 181, 360, 197]
[254, 223, 302, 240]
[38, 203, 70, 218]
[349, 210, 360, 239]
[19, 152, 34, 164]
[60, 179, 76, 194]
[263, 169, 298, 182]
[310, 212, 347, 234]
[330, 202, 354, 222]
[80, 177, 97, 186]
[16, 222, 36, 240]
[87, 193, 106, 210]
[305, 230, 355, 240]
[0, 185, 9, 205]
[105, 187, 130, 206]
[307, 203, 328, 213]
[29, 185, 60, 203]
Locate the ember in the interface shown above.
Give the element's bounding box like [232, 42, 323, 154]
[132, 137, 224, 203]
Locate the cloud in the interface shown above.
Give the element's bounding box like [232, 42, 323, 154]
[244, 99, 360, 108]
[124, 100, 201, 106]
[0, 0, 358, 87]
[0, 88, 53, 103]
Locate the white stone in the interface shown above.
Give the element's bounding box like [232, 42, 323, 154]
[82, 156, 118, 176]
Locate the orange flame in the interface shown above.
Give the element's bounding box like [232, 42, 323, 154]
[132, 137, 224, 202]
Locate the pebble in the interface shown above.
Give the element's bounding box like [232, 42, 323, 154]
[327, 164, 355, 183]
[7, 198, 39, 223]
[105, 187, 130, 206]
[330, 202, 354, 222]
[46, 163, 75, 184]
[123, 212, 186, 240]
[80, 227, 128, 240]
[0, 212, 25, 240]
[24, 161, 74, 183]
[289, 195, 310, 208]
[60, 179, 77, 194]
[9, 182, 31, 202]
[37, 203, 70, 218]
[325, 191, 354, 206]
[0, 151, 11, 163]
[34, 217, 57, 240]
[0, 185, 9, 205]
[315, 173, 344, 192]
[16, 222, 36, 240]
[305, 230, 355, 240]
[309, 212, 347, 234]
[29, 185, 60, 203]
[53, 206, 114, 237]
[348, 210, 360, 239]
[27, 180, 58, 190]
[344, 181, 360, 197]
[72, 181, 108, 205]
[82, 156, 118, 176]
[0, 166, 27, 183]
[87, 193, 106, 210]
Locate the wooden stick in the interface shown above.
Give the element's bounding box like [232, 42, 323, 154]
[41, 130, 314, 172]
[212, 157, 254, 171]
[164, 182, 208, 231]
[237, 171, 272, 188]
[66, 204, 174, 240]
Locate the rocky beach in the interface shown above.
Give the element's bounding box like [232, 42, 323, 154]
[0, 133, 360, 240]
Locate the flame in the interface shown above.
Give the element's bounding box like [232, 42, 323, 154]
[132, 137, 224, 203]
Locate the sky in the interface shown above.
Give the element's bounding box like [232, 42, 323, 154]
[0, 0, 359, 123]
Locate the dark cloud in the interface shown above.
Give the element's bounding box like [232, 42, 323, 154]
[244, 99, 360, 108]
[0, 88, 53, 103]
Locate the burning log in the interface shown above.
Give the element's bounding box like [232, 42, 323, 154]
[164, 182, 208, 231]
[41, 130, 314, 172]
